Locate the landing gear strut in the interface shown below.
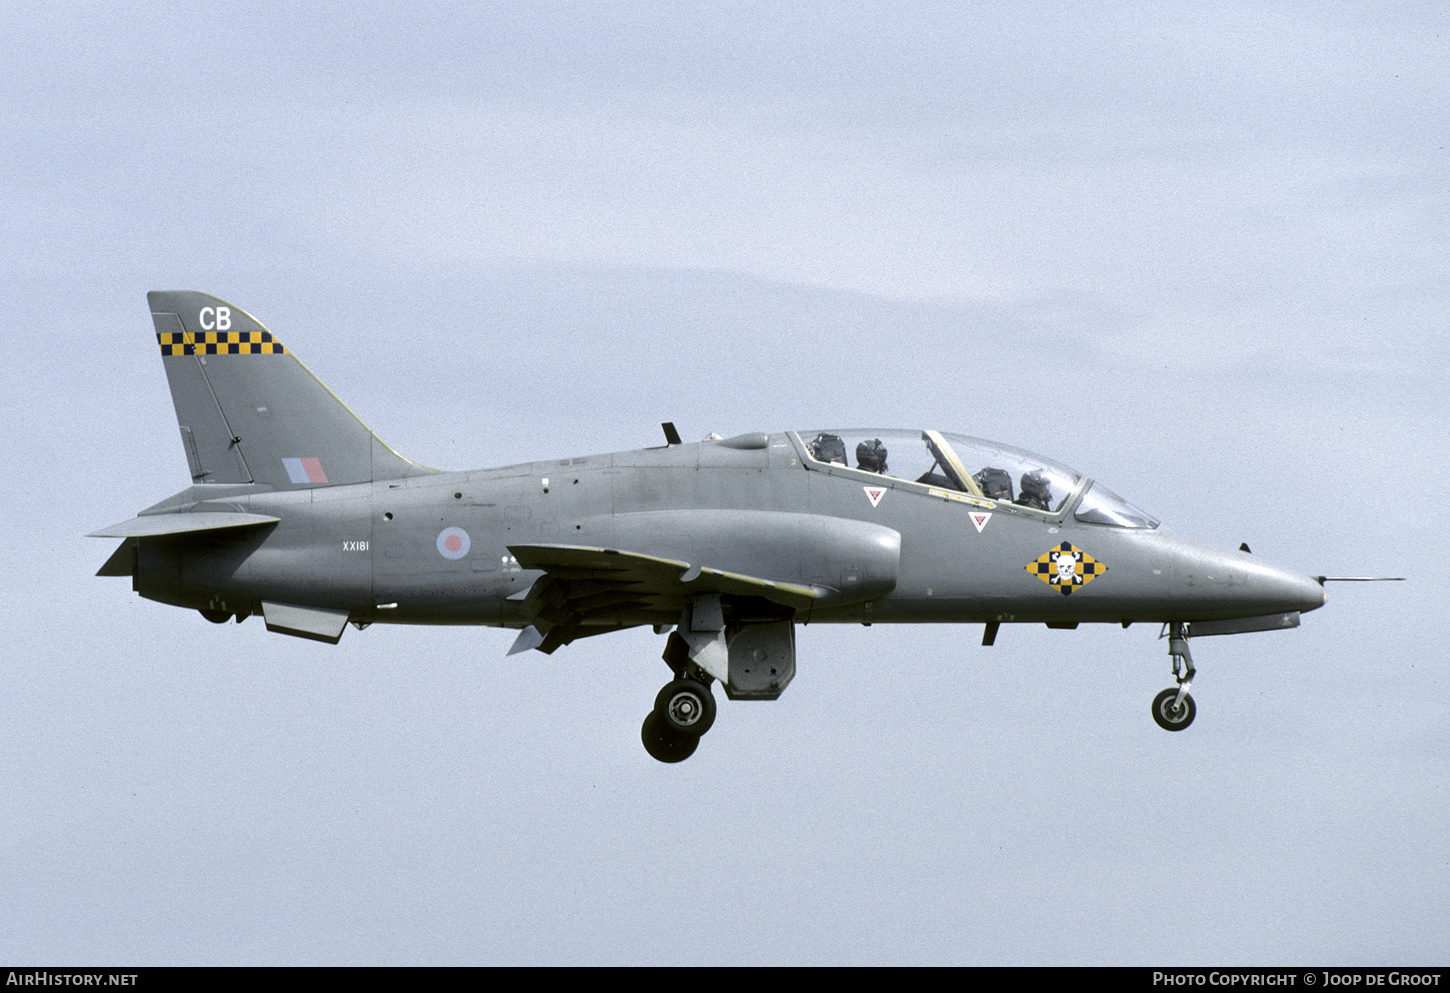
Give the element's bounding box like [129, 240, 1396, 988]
[1152, 622, 1197, 731]
[641, 631, 721, 764]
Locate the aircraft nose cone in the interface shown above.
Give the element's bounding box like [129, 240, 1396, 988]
[1251, 562, 1327, 614]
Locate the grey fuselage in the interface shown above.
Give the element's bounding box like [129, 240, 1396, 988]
[130, 430, 1326, 634]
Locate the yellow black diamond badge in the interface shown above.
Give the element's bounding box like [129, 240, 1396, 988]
[1027, 542, 1106, 595]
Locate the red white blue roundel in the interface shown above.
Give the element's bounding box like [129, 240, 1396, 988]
[437, 526, 470, 559]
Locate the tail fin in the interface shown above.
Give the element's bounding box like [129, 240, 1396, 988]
[147, 291, 433, 487]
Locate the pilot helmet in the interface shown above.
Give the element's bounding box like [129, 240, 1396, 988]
[809, 433, 848, 464]
[1018, 470, 1052, 509]
[856, 438, 888, 473]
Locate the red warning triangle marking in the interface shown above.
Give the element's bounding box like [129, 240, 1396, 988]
[864, 486, 886, 508]
[970, 512, 992, 533]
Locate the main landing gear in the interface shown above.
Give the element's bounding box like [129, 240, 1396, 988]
[1152, 621, 1197, 731]
[641, 677, 717, 763]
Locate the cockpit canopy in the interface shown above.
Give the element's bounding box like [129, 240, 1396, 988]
[794, 428, 1158, 529]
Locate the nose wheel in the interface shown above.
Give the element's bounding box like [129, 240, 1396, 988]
[1152, 622, 1197, 731]
[1152, 687, 1196, 730]
[641, 678, 716, 763]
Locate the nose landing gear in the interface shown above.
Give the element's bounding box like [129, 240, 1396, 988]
[1152, 622, 1197, 731]
[1152, 686, 1196, 730]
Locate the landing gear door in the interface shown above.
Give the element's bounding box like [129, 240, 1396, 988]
[724, 621, 796, 700]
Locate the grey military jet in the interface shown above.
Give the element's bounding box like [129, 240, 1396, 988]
[94, 291, 1344, 762]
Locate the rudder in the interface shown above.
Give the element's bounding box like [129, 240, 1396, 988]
[147, 291, 431, 487]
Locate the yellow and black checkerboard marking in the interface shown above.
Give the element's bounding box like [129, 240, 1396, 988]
[1027, 541, 1107, 596]
[157, 331, 288, 356]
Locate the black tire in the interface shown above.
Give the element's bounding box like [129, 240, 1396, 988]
[199, 609, 231, 624]
[654, 679, 716, 737]
[641, 711, 699, 763]
[1152, 688, 1196, 731]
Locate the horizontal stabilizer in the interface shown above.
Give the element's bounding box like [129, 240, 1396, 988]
[88, 512, 282, 538]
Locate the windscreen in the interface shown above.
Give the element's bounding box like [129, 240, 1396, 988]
[799, 429, 1084, 513]
[1073, 483, 1159, 529]
[937, 432, 1083, 513]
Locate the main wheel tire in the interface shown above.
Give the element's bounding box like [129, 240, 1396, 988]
[199, 609, 231, 624]
[1152, 687, 1196, 731]
[654, 679, 716, 737]
[641, 710, 699, 763]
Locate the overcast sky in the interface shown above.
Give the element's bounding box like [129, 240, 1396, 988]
[1, 2, 1445, 965]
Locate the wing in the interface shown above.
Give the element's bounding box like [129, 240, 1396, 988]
[507, 543, 818, 654]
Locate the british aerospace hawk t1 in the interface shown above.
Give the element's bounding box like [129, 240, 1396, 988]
[94, 292, 1352, 762]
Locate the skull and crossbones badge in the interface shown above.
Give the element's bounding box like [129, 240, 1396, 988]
[1027, 542, 1106, 595]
